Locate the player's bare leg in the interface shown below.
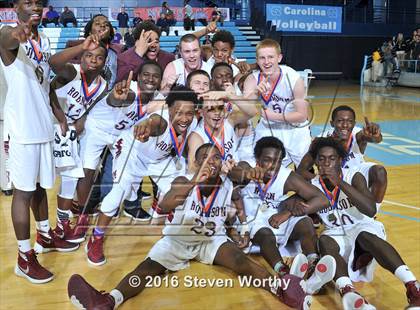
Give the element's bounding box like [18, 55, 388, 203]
[213, 241, 311, 309]
[318, 235, 375, 309]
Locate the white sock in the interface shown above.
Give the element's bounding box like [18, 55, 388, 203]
[18, 239, 31, 253]
[335, 276, 353, 290]
[110, 289, 124, 308]
[36, 220, 50, 235]
[394, 265, 416, 284]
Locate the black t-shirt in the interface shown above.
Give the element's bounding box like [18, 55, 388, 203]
[117, 12, 129, 28]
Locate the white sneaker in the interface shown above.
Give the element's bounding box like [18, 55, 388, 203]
[306, 255, 336, 294]
[343, 291, 376, 310]
[290, 253, 309, 278]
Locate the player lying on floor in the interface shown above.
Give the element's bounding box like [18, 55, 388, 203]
[228, 136, 335, 294]
[284, 137, 420, 309]
[68, 144, 313, 310]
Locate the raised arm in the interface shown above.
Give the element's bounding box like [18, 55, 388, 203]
[160, 163, 214, 213]
[106, 70, 136, 107]
[356, 116, 383, 153]
[49, 34, 101, 83]
[0, 23, 31, 65]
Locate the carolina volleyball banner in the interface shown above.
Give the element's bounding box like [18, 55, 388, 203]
[266, 4, 342, 33]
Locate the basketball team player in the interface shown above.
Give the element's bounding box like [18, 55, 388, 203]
[85, 86, 199, 265]
[187, 71, 259, 173]
[71, 61, 162, 242]
[231, 136, 334, 289]
[161, 34, 212, 92]
[68, 144, 312, 310]
[209, 62, 256, 164]
[297, 105, 387, 205]
[0, 0, 78, 284]
[48, 35, 109, 242]
[243, 39, 311, 168]
[289, 137, 420, 309]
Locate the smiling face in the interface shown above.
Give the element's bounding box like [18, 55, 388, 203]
[256, 47, 282, 76]
[256, 147, 282, 183]
[201, 101, 227, 130]
[331, 110, 356, 141]
[180, 39, 202, 71]
[212, 41, 233, 63]
[145, 31, 161, 61]
[137, 64, 162, 93]
[80, 47, 107, 75]
[169, 100, 195, 136]
[16, 0, 43, 26]
[90, 16, 111, 41]
[188, 73, 210, 94]
[195, 146, 223, 178]
[212, 66, 233, 91]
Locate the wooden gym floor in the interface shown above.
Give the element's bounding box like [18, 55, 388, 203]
[0, 81, 419, 309]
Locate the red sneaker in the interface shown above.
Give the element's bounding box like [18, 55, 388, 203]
[275, 274, 312, 310]
[34, 230, 79, 253]
[14, 250, 54, 284]
[54, 220, 86, 244]
[72, 214, 90, 243]
[86, 235, 106, 266]
[68, 274, 115, 309]
[341, 285, 376, 310]
[406, 280, 420, 307]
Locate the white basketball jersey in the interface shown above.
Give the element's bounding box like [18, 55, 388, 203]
[55, 65, 107, 123]
[172, 58, 212, 86]
[312, 168, 374, 229]
[193, 119, 238, 161]
[253, 66, 306, 127]
[114, 110, 197, 176]
[242, 167, 292, 219]
[322, 126, 364, 169]
[86, 81, 152, 135]
[163, 176, 234, 243]
[0, 25, 53, 144]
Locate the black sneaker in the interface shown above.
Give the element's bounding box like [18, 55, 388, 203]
[123, 207, 151, 221]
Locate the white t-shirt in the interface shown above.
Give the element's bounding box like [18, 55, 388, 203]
[0, 24, 53, 144]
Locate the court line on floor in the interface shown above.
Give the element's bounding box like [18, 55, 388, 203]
[382, 200, 420, 210]
[378, 210, 420, 222]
